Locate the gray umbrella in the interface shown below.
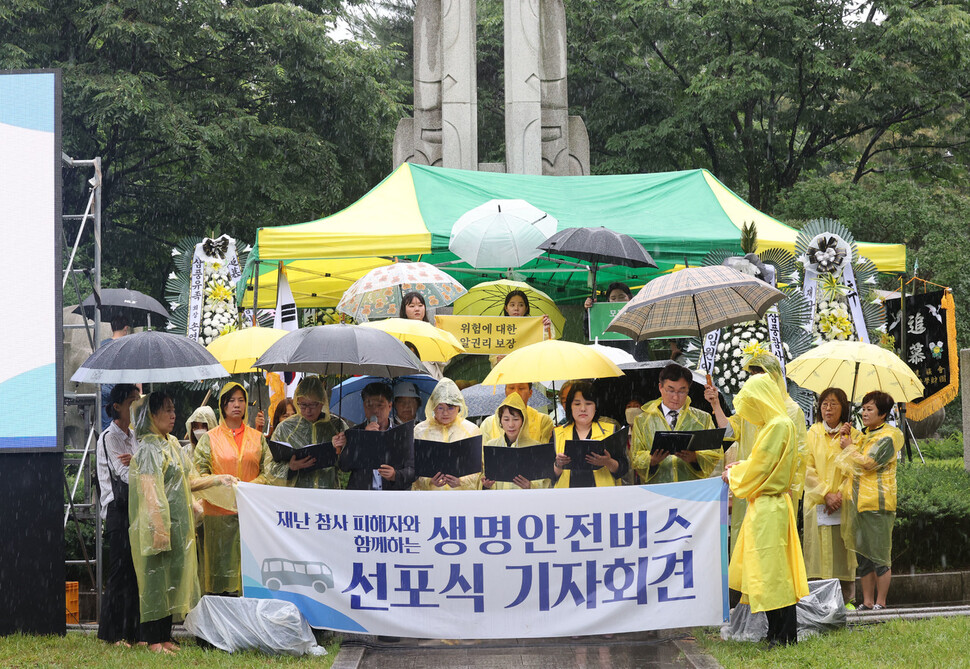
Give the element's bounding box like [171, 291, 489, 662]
[461, 383, 553, 418]
[253, 324, 426, 378]
[538, 226, 657, 297]
[71, 330, 229, 384]
[74, 288, 170, 327]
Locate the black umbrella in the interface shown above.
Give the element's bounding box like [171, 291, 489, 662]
[538, 227, 658, 297]
[254, 325, 426, 378]
[74, 288, 170, 328]
[591, 360, 726, 424]
[71, 330, 229, 384]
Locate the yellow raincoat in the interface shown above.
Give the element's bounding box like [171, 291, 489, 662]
[554, 420, 620, 488]
[193, 382, 270, 594]
[128, 394, 200, 623]
[836, 423, 903, 566]
[264, 376, 348, 488]
[802, 421, 860, 581]
[484, 393, 552, 490]
[412, 378, 483, 491]
[480, 395, 554, 445]
[727, 374, 809, 613]
[631, 398, 720, 483]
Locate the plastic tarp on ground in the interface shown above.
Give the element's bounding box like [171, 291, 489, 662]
[238, 163, 906, 308]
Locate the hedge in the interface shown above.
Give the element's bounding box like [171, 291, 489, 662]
[894, 461, 970, 571]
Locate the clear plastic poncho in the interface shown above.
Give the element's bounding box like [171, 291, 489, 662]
[127, 394, 201, 623]
[184, 405, 217, 443]
[484, 393, 551, 490]
[727, 374, 809, 613]
[264, 376, 348, 489]
[836, 422, 903, 566]
[630, 397, 720, 483]
[802, 421, 860, 581]
[412, 378, 482, 490]
[194, 382, 271, 594]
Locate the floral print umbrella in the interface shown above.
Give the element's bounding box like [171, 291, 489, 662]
[336, 262, 467, 322]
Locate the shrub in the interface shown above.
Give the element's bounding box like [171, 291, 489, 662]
[894, 462, 970, 571]
[917, 433, 964, 461]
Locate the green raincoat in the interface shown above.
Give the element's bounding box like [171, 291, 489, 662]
[484, 393, 552, 490]
[264, 376, 348, 488]
[630, 397, 720, 483]
[128, 394, 200, 623]
[412, 378, 483, 491]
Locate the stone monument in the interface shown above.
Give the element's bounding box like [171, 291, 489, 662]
[393, 0, 589, 176]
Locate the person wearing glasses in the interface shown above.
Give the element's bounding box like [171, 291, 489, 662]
[631, 364, 721, 484]
[264, 376, 348, 488]
[411, 378, 482, 491]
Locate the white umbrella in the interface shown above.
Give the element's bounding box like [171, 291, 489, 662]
[586, 343, 636, 366]
[449, 199, 558, 268]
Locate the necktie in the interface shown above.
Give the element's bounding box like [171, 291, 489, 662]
[668, 410, 678, 428]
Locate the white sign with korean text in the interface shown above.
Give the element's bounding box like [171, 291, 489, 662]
[236, 479, 729, 638]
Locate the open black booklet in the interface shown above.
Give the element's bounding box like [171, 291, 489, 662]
[563, 426, 628, 471]
[650, 427, 727, 453]
[341, 420, 414, 471]
[267, 439, 338, 471]
[483, 442, 556, 482]
[413, 435, 483, 479]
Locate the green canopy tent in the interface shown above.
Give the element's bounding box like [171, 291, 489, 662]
[237, 163, 905, 309]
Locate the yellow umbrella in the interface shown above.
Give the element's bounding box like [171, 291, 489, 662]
[206, 326, 290, 374]
[452, 279, 565, 337]
[482, 340, 623, 386]
[360, 318, 466, 362]
[786, 340, 925, 403]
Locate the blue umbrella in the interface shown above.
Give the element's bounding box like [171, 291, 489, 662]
[330, 374, 438, 425]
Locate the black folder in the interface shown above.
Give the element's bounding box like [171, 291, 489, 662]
[413, 435, 483, 479]
[483, 442, 556, 482]
[267, 439, 338, 471]
[342, 421, 414, 470]
[650, 428, 727, 453]
[564, 426, 628, 471]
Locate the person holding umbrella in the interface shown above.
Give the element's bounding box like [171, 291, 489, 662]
[265, 376, 349, 489]
[552, 381, 627, 488]
[193, 382, 272, 595]
[412, 378, 482, 491]
[836, 390, 903, 611]
[722, 373, 809, 647]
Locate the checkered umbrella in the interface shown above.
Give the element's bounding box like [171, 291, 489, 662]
[607, 265, 785, 340]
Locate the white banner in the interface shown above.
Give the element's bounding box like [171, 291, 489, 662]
[236, 479, 729, 638]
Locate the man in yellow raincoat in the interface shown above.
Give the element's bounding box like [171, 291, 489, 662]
[706, 344, 807, 548]
[193, 382, 271, 595]
[412, 378, 483, 490]
[479, 383, 554, 444]
[264, 376, 348, 488]
[631, 364, 721, 483]
[482, 392, 552, 490]
[723, 373, 809, 646]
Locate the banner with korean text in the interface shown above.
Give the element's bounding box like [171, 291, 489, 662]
[236, 479, 729, 638]
[434, 315, 543, 355]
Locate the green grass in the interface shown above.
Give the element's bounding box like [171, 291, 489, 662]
[0, 631, 341, 668]
[696, 616, 970, 668]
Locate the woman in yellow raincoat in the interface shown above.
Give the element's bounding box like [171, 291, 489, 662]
[482, 392, 552, 490]
[264, 376, 348, 488]
[802, 387, 859, 606]
[707, 345, 807, 548]
[836, 390, 903, 611]
[193, 382, 271, 595]
[553, 381, 626, 488]
[412, 378, 483, 490]
[128, 392, 232, 653]
[723, 373, 809, 646]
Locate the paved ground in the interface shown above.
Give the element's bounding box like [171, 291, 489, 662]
[334, 630, 719, 669]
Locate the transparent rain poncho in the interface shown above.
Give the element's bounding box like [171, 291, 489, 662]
[265, 376, 348, 489]
[630, 397, 720, 484]
[727, 374, 809, 613]
[484, 392, 552, 490]
[194, 382, 270, 594]
[128, 394, 200, 623]
[836, 422, 903, 566]
[412, 378, 483, 490]
[802, 421, 860, 581]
